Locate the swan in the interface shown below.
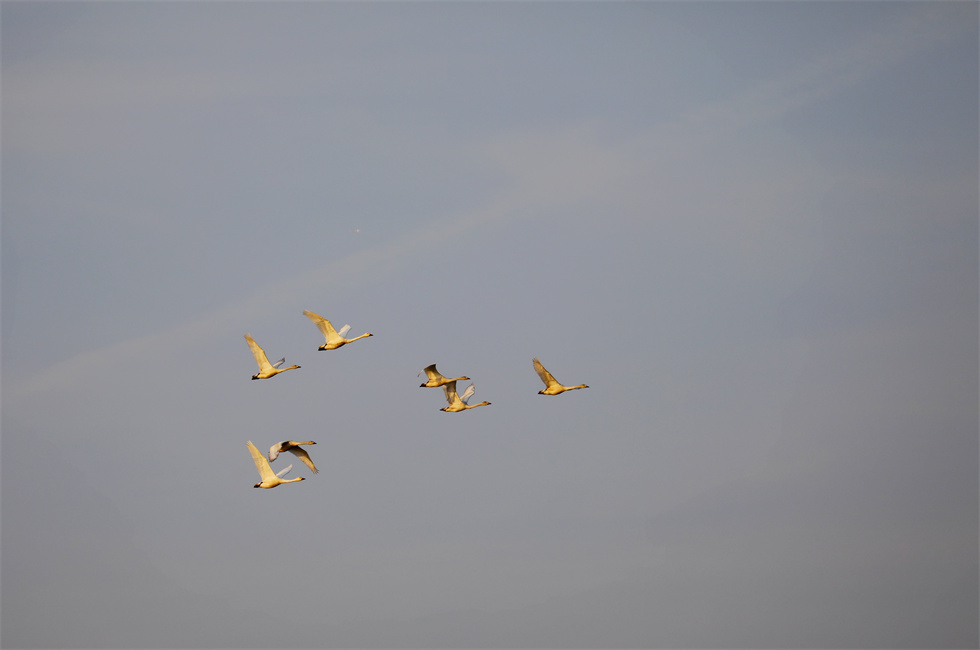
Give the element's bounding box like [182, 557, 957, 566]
[440, 380, 491, 412]
[418, 364, 470, 388]
[533, 357, 589, 395]
[244, 334, 300, 380]
[268, 440, 318, 474]
[303, 310, 373, 350]
[246, 440, 305, 488]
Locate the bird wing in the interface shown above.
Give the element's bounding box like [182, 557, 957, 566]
[337, 324, 351, 338]
[288, 447, 319, 474]
[272, 357, 286, 369]
[460, 383, 476, 404]
[245, 334, 274, 372]
[275, 463, 293, 478]
[268, 441, 285, 462]
[442, 381, 460, 406]
[247, 440, 276, 481]
[533, 357, 559, 388]
[422, 364, 443, 381]
[303, 310, 340, 342]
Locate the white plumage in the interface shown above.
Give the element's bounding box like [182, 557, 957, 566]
[418, 364, 470, 388]
[303, 310, 373, 350]
[244, 334, 300, 380]
[268, 440, 319, 474]
[246, 440, 305, 488]
[440, 381, 491, 412]
[532, 357, 589, 395]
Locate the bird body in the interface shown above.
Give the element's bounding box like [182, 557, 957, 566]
[268, 440, 319, 474]
[303, 310, 372, 350]
[418, 364, 470, 388]
[246, 440, 305, 488]
[440, 381, 491, 412]
[533, 357, 589, 395]
[245, 334, 300, 380]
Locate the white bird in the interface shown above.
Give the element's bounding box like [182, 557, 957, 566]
[244, 334, 300, 380]
[246, 440, 305, 488]
[268, 440, 318, 474]
[418, 364, 470, 388]
[440, 381, 491, 412]
[303, 310, 373, 350]
[533, 357, 589, 395]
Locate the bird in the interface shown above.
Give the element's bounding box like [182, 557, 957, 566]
[533, 357, 589, 395]
[440, 380, 491, 412]
[246, 440, 305, 488]
[303, 309, 373, 350]
[418, 364, 470, 388]
[245, 334, 300, 380]
[268, 440, 318, 474]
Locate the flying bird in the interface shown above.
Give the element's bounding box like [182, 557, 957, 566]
[246, 440, 305, 488]
[303, 310, 373, 350]
[418, 364, 470, 388]
[245, 334, 300, 380]
[533, 357, 589, 395]
[440, 381, 491, 412]
[268, 440, 318, 474]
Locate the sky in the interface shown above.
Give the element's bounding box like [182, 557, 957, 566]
[1, 2, 977, 648]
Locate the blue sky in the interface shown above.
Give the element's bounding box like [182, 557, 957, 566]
[2, 2, 977, 648]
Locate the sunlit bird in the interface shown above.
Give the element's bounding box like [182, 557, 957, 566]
[440, 380, 491, 412]
[246, 440, 305, 488]
[303, 309, 373, 350]
[244, 333, 300, 380]
[418, 363, 470, 388]
[533, 357, 589, 395]
[268, 440, 318, 474]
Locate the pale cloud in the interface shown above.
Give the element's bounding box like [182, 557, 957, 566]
[3, 59, 258, 155]
[11, 3, 969, 406]
[7, 196, 509, 403]
[673, 3, 974, 141]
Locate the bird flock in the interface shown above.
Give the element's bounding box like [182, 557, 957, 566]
[244, 310, 588, 488]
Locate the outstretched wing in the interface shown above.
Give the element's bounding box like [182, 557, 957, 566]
[288, 447, 319, 474]
[459, 383, 476, 404]
[303, 310, 340, 342]
[421, 364, 443, 381]
[268, 441, 285, 462]
[337, 324, 351, 338]
[275, 463, 293, 478]
[272, 357, 286, 369]
[532, 357, 559, 388]
[246, 440, 276, 481]
[245, 334, 274, 373]
[442, 381, 460, 406]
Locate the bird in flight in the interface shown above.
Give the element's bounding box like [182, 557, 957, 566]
[418, 364, 470, 388]
[268, 440, 319, 474]
[440, 381, 491, 412]
[244, 334, 300, 380]
[533, 357, 589, 395]
[246, 440, 305, 488]
[303, 310, 373, 350]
